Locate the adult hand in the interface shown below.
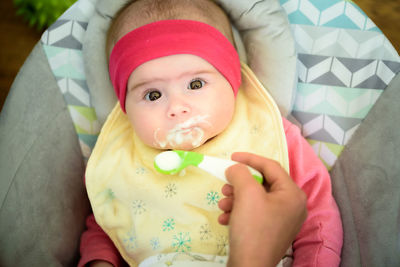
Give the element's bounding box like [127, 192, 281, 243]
[218, 152, 307, 267]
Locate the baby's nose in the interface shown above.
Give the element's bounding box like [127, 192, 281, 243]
[167, 104, 190, 118]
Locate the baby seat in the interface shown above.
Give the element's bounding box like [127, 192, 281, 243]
[1, 0, 399, 266]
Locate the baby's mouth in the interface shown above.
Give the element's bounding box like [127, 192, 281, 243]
[153, 115, 211, 149]
[167, 126, 204, 147]
[176, 127, 195, 134]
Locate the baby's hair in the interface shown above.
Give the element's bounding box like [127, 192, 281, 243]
[106, 0, 234, 58]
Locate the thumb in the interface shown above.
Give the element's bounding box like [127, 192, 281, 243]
[231, 152, 292, 191]
[225, 162, 261, 189]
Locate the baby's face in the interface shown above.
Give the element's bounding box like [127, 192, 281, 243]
[125, 54, 235, 150]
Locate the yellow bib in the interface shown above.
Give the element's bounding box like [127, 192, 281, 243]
[86, 64, 289, 266]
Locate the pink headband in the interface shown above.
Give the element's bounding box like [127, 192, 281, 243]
[109, 19, 241, 112]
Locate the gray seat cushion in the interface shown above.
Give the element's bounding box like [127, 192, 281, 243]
[0, 43, 90, 266]
[331, 73, 400, 267]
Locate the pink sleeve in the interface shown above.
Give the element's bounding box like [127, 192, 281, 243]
[78, 213, 125, 267]
[282, 118, 343, 267]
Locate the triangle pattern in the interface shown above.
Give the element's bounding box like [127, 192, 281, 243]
[307, 140, 345, 170]
[293, 83, 383, 118]
[382, 60, 400, 73]
[309, 72, 348, 87]
[57, 78, 91, 106]
[292, 25, 400, 60]
[43, 20, 86, 49]
[281, 0, 377, 31]
[291, 111, 362, 145]
[68, 105, 100, 135]
[298, 54, 398, 88]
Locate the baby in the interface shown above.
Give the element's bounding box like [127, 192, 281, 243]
[80, 0, 343, 266]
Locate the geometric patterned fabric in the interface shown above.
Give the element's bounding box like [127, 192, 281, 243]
[40, 0, 400, 169]
[41, 0, 100, 162]
[282, 0, 400, 168]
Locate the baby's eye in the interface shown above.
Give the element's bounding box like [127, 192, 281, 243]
[145, 90, 162, 101]
[188, 79, 205, 90]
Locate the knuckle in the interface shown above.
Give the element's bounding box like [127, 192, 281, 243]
[287, 189, 307, 211]
[262, 159, 284, 173]
[296, 190, 308, 211]
[299, 189, 307, 203]
[264, 158, 279, 169]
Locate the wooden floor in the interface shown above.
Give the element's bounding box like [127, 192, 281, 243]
[0, 0, 399, 111]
